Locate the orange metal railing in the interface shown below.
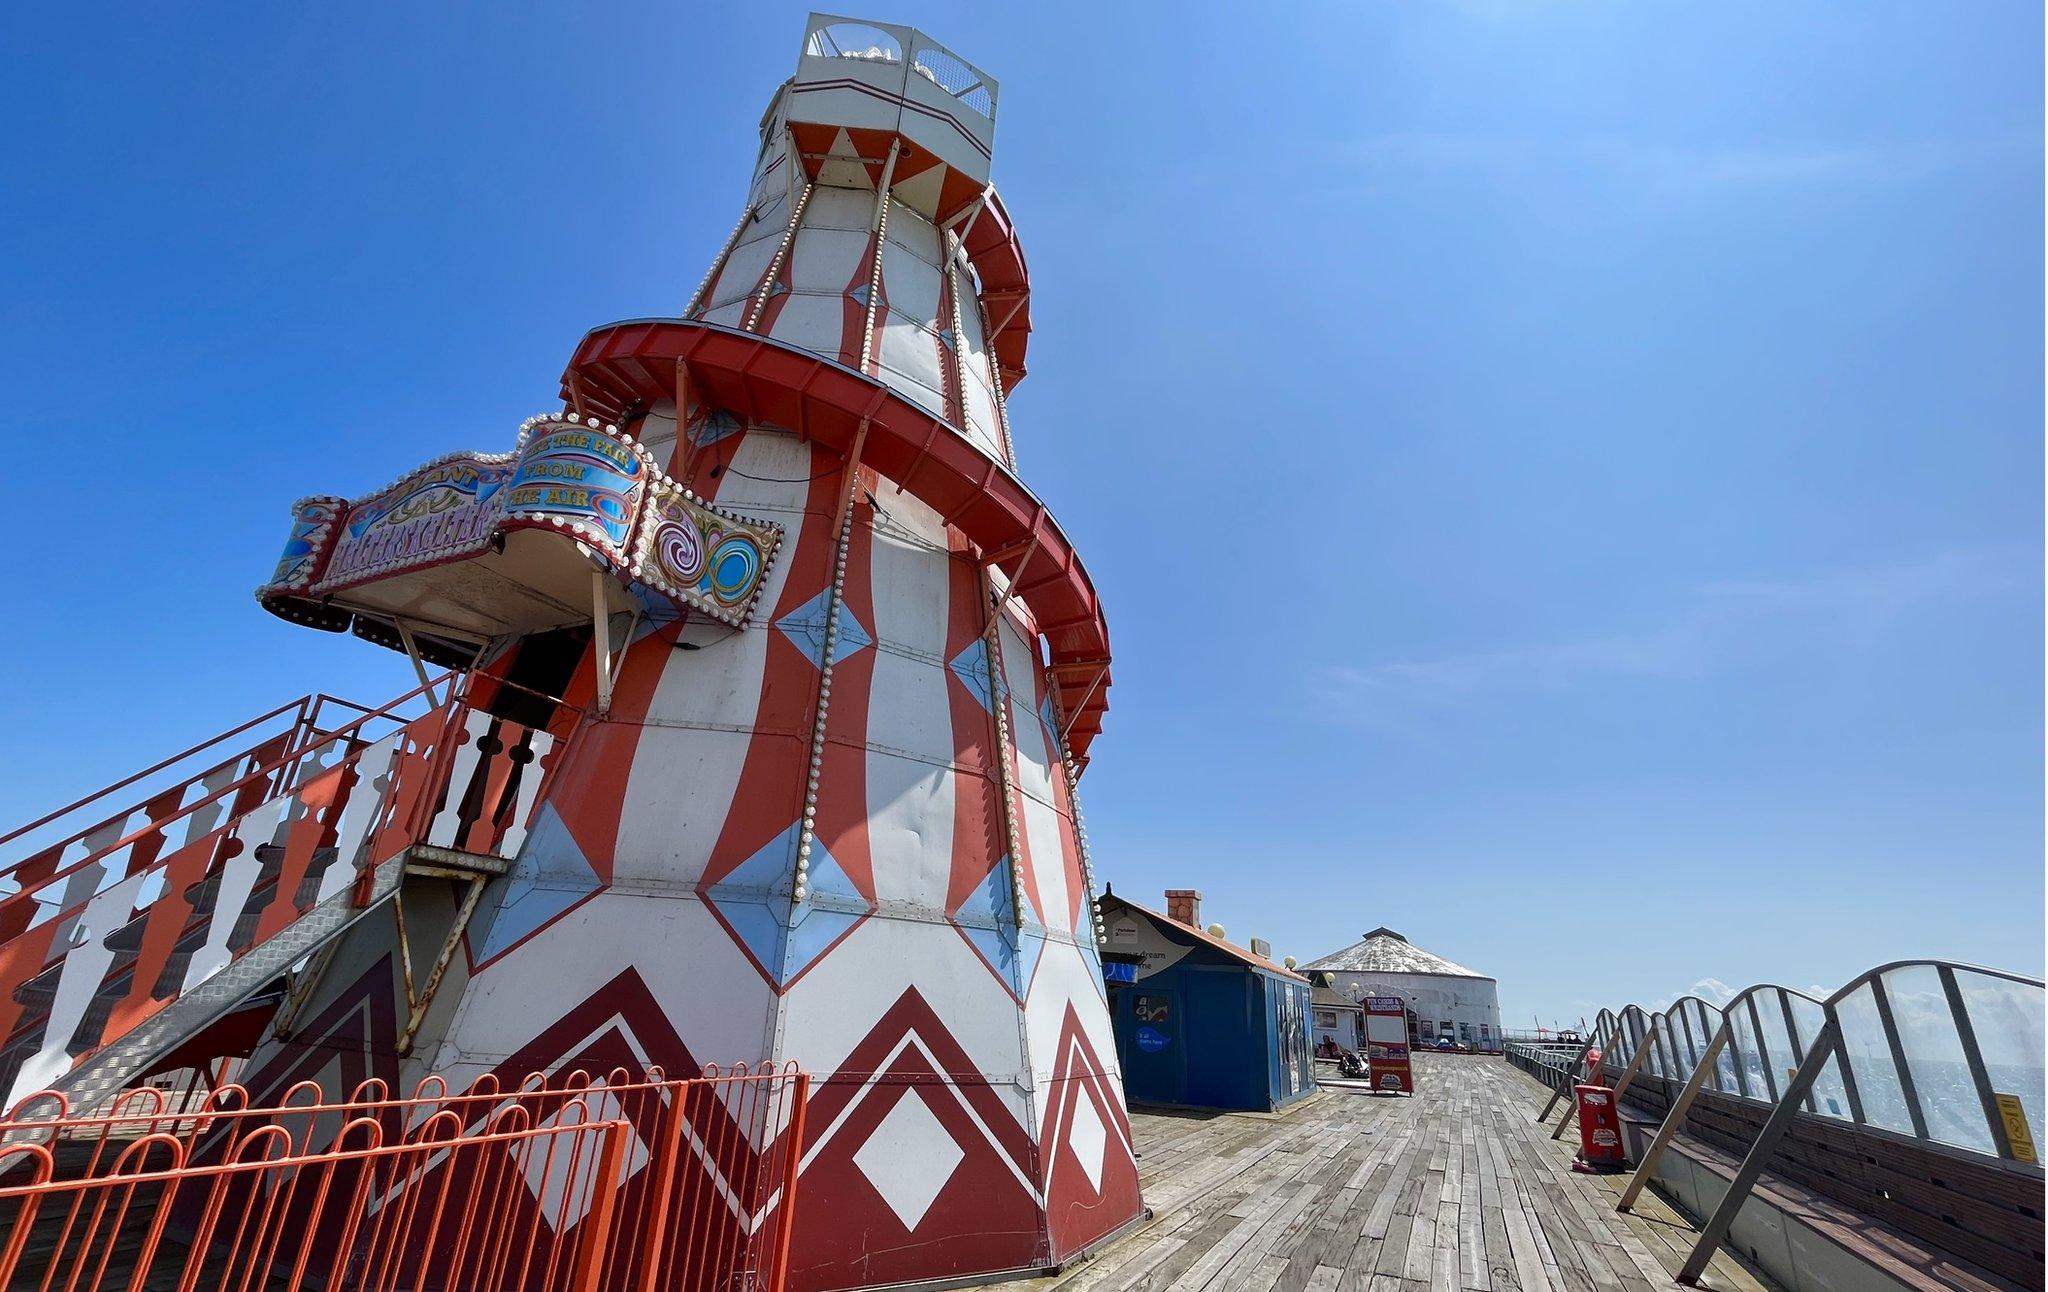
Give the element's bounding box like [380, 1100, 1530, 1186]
[0, 1061, 808, 1291]
[0, 677, 578, 1112]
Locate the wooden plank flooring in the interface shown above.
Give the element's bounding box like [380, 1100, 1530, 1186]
[997, 1054, 1776, 1292]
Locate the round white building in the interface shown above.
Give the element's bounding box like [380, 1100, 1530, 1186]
[1302, 927, 1503, 1052]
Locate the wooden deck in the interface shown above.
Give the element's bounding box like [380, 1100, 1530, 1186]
[1007, 1053, 1774, 1292]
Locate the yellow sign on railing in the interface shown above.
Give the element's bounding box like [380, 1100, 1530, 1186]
[1994, 1093, 2037, 1164]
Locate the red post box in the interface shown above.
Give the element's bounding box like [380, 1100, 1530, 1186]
[1571, 1084, 1627, 1173]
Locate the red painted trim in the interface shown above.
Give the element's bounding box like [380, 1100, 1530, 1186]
[560, 320, 1112, 762]
[962, 189, 1032, 390]
[788, 79, 993, 161]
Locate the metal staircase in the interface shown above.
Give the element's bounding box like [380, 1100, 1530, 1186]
[0, 680, 567, 1114]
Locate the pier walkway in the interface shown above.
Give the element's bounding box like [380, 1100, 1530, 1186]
[1008, 1053, 1770, 1292]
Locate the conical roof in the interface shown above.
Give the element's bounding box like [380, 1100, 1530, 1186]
[1302, 928, 1492, 980]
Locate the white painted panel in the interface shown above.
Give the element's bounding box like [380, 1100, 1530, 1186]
[960, 373, 1001, 461]
[767, 293, 850, 358]
[7, 868, 151, 1105]
[1025, 939, 1125, 1105]
[778, 913, 1032, 1134]
[701, 300, 748, 329]
[880, 240, 941, 324]
[316, 732, 404, 903]
[875, 361, 947, 419]
[610, 430, 811, 888]
[886, 203, 941, 256]
[704, 229, 782, 312]
[956, 284, 988, 355]
[998, 617, 1068, 930]
[880, 311, 945, 390]
[804, 184, 875, 232]
[427, 710, 494, 848]
[866, 530, 956, 909]
[789, 227, 870, 293]
[438, 893, 776, 1088]
[181, 795, 289, 995]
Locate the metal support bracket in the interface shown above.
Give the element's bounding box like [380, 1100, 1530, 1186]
[393, 620, 441, 707]
[1618, 1020, 1732, 1212]
[1536, 1035, 1599, 1124]
[1555, 1023, 1658, 1140]
[588, 569, 638, 719]
[1676, 1017, 1843, 1285]
[395, 871, 491, 1057]
[271, 942, 341, 1041]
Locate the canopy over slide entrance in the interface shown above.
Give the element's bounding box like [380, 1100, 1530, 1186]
[257, 413, 784, 668]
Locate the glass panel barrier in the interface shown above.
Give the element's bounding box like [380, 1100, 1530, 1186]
[1688, 1001, 1716, 1071]
[1955, 969, 2045, 1149]
[1812, 1053, 1854, 1121]
[1756, 989, 1802, 1103]
[1784, 993, 1854, 1120]
[1593, 963, 2041, 1176]
[1837, 982, 1915, 1135]
[1623, 1009, 1648, 1070]
[1876, 965, 1992, 1152]
[1667, 1010, 1692, 1075]
[1713, 1038, 1741, 1094]
[1728, 997, 1767, 1101]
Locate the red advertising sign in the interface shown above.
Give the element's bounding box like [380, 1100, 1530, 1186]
[1362, 996, 1413, 1095]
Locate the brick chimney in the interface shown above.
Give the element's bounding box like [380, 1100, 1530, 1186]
[1164, 889, 1202, 928]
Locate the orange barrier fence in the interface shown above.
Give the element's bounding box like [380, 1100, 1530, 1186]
[0, 1062, 808, 1291]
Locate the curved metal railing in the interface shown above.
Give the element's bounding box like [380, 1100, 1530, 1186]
[1596, 962, 2042, 1161]
[1537, 957, 2043, 1285]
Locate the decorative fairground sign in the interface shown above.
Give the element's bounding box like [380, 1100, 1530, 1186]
[1363, 996, 1414, 1095]
[260, 414, 782, 629]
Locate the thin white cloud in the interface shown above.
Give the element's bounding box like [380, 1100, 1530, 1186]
[1313, 545, 2032, 726]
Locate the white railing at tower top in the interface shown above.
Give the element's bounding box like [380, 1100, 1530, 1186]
[910, 41, 995, 119]
[803, 18, 901, 63]
[800, 14, 1000, 124]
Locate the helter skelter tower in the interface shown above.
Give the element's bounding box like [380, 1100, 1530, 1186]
[236, 14, 1141, 1288]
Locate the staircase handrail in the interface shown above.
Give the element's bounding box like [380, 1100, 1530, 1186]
[0, 695, 320, 857]
[0, 686, 466, 884]
[0, 675, 455, 926]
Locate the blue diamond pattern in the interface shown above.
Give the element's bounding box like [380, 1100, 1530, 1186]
[471, 805, 602, 961]
[776, 589, 872, 670]
[949, 639, 1006, 713]
[703, 823, 871, 987]
[688, 409, 745, 449]
[949, 856, 1054, 1000]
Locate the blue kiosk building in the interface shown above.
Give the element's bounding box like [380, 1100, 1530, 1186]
[1096, 890, 1316, 1113]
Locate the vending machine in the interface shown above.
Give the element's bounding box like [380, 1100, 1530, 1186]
[1363, 996, 1414, 1095]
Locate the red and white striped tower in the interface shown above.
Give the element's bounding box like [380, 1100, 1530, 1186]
[240, 16, 1139, 1287]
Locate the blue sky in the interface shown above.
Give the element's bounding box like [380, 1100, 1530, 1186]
[2, 3, 2039, 1028]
